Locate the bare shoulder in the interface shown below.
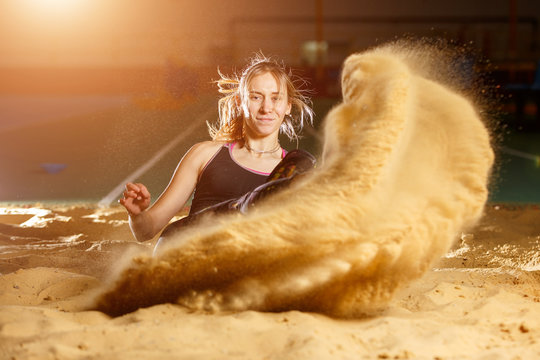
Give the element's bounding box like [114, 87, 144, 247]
[182, 140, 227, 170]
[189, 140, 226, 159]
[191, 140, 226, 153]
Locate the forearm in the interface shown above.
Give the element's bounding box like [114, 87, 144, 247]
[122, 142, 210, 241]
[128, 211, 159, 242]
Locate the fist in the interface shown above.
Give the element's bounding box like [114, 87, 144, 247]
[119, 182, 151, 216]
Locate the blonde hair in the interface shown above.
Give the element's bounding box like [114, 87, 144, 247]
[209, 54, 314, 142]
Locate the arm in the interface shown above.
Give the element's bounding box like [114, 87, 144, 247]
[120, 141, 221, 241]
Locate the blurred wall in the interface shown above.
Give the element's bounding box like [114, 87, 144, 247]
[1, 0, 539, 94]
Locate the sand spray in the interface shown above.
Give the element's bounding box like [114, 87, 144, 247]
[92, 41, 494, 317]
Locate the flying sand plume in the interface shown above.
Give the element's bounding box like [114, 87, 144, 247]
[92, 43, 494, 317]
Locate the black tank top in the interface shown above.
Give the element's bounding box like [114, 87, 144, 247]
[189, 143, 285, 214]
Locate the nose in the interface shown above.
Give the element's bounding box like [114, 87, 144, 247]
[261, 97, 273, 113]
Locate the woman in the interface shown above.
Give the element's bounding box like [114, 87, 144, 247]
[119, 54, 315, 246]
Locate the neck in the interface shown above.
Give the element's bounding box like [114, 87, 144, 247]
[244, 139, 281, 155]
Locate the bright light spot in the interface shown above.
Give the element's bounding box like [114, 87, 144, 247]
[21, 0, 90, 17]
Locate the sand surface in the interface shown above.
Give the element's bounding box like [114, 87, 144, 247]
[1, 44, 538, 359]
[0, 203, 538, 359]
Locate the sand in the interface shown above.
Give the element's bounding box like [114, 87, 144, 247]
[0, 203, 538, 359]
[88, 44, 495, 322]
[1, 44, 538, 359]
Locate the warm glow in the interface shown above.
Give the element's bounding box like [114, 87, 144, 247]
[21, 0, 90, 16]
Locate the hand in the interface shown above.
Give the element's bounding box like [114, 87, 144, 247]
[119, 182, 151, 216]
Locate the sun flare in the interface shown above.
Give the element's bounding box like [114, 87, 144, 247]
[21, 0, 90, 16]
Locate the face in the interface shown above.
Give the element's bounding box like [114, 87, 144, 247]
[242, 72, 292, 139]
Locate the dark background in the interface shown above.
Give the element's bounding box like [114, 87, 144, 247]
[0, 0, 539, 203]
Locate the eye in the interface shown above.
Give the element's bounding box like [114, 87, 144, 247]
[249, 94, 262, 101]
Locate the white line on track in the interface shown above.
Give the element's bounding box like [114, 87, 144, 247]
[98, 109, 212, 207]
[500, 146, 539, 162]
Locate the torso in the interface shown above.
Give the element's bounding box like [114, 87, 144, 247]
[189, 143, 285, 214]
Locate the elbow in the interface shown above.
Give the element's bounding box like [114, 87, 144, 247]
[128, 214, 158, 242]
[132, 225, 160, 242]
[133, 231, 154, 242]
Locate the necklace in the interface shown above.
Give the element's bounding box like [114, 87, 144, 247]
[244, 141, 281, 155]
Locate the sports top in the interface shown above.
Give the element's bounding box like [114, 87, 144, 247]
[189, 142, 286, 214]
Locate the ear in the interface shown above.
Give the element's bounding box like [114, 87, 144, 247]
[286, 101, 292, 116]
